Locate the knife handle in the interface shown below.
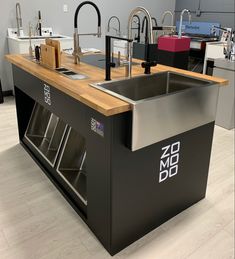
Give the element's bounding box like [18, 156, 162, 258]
[35, 46, 40, 61]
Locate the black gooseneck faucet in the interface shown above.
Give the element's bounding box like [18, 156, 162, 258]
[140, 16, 158, 74]
[152, 17, 158, 26]
[141, 16, 149, 44]
[73, 1, 102, 64]
[142, 16, 158, 44]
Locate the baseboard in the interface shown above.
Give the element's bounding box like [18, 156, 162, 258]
[3, 90, 14, 97]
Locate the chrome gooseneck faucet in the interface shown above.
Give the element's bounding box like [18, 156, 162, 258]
[16, 3, 23, 37]
[73, 1, 101, 64]
[161, 11, 174, 26]
[178, 9, 191, 38]
[107, 16, 121, 36]
[127, 7, 154, 77]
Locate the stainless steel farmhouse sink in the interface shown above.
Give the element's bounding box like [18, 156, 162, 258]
[91, 71, 219, 151]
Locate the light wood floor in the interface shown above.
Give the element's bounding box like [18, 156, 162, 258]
[0, 97, 234, 259]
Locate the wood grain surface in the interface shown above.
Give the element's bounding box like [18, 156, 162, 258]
[40, 44, 56, 70]
[45, 39, 61, 68]
[5, 54, 229, 116]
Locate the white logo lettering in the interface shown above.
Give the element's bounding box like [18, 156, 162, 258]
[44, 84, 51, 106]
[161, 145, 171, 159]
[159, 141, 181, 183]
[160, 157, 170, 171]
[169, 165, 178, 178]
[159, 170, 169, 183]
[171, 142, 180, 154]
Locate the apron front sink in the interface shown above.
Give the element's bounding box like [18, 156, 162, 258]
[91, 71, 219, 151]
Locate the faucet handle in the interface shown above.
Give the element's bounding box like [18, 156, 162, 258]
[141, 61, 157, 74]
[141, 61, 157, 67]
[110, 62, 116, 68]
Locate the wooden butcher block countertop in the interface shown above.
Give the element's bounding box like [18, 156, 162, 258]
[6, 53, 228, 116]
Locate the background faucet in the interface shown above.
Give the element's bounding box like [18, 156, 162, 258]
[161, 11, 174, 26]
[178, 9, 191, 38]
[36, 11, 42, 36]
[105, 35, 133, 81]
[107, 16, 121, 36]
[73, 1, 101, 64]
[16, 3, 23, 37]
[213, 26, 235, 61]
[132, 15, 141, 43]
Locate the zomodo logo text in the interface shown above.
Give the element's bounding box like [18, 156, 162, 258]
[44, 84, 51, 106]
[159, 141, 181, 183]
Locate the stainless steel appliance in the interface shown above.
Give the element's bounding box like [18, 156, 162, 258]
[213, 58, 235, 129]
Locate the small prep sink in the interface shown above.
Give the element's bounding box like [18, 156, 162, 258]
[91, 71, 219, 151]
[81, 54, 138, 69]
[18, 35, 66, 40]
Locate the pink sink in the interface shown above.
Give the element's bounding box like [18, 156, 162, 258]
[158, 35, 191, 52]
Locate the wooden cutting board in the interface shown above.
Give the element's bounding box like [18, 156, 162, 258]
[40, 44, 56, 69]
[45, 39, 61, 68]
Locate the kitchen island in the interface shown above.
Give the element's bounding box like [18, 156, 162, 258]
[6, 53, 227, 255]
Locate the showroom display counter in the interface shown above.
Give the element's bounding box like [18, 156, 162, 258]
[6, 53, 227, 255]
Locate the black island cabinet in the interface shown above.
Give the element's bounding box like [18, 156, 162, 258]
[12, 65, 215, 255]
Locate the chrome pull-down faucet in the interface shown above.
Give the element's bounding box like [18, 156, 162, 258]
[161, 11, 174, 26]
[178, 9, 191, 38]
[16, 3, 23, 37]
[73, 1, 102, 64]
[127, 7, 154, 77]
[107, 16, 121, 36]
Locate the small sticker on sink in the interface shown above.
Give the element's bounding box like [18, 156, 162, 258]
[91, 118, 104, 137]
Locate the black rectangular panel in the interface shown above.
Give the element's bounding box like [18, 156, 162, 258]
[109, 113, 214, 254]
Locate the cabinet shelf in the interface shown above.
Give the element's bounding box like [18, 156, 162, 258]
[25, 103, 67, 166]
[56, 127, 87, 205]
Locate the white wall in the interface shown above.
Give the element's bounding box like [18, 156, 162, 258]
[175, 0, 235, 28]
[0, 0, 175, 91]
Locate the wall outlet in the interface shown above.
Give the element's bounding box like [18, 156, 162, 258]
[63, 4, 68, 13]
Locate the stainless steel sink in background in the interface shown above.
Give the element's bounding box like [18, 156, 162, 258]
[91, 71, 219, 151]
[18, 36, 66, 40]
